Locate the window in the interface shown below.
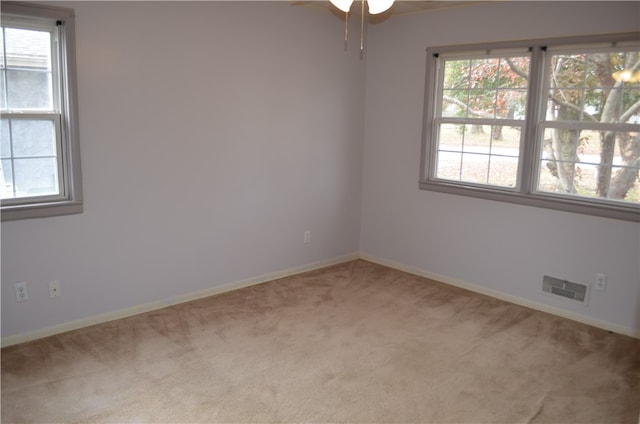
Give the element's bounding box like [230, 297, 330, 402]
[420, 34, 640, 222]
[1, 2, 82, 221]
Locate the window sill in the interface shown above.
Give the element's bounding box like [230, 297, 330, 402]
[1, 200, 83, 221]
[418, 180, 640, 222]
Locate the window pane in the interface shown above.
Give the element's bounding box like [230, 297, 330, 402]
[463, 124, 491, 153]
[488, 156, 519, 187]
[10, 119, 56, 157]
[461, 153, 490, 184]
[539, 127, 583, 195]
[441, 55, 530, 121]
[0, 70, 5, 110]
[4, 28, 51, 69]
[492, 125, 521, 157]
[1, 159, 13, 198]
[4, 27, 53, 111]
[498, 57, 529, 89]
[495, 89, 527, 119]
[436, 123, 521, 187]
[609, 165, 640, 202]
[438, 124, 521, 154]
[435, 151, 461, 180]
[538, 159, 562, 193]
[468, 88, 497, 118]
[441, 89, 467, 118]
[6, 69, 53, 110]
[470, 58, 499, 85]
[443, 59, 471, 89]
[538, 128, 639, 204]
[547, 51, 640, 123]
[0, 118, 59, 200]
[548, 53, 587, 122]
[0, 119, 10, 158]
[0, 29, 4, 111]
[0, 29, 4, 69]
[12, 157, 58, 197]
[438, 123, 464, 151]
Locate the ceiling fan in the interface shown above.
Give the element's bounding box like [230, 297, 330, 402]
[326, 0, 395, 53]
[329, 0, 395, 14]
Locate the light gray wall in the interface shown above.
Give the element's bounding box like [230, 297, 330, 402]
[3, 1, 639, 341]
[361, 1, 640, 335]
[1, 1, 366, 338]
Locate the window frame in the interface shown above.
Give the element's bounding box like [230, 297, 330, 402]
[1, 2, 82, 221]
[420, 33, 640, 222]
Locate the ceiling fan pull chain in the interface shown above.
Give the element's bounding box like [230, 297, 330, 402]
[344, 11, 349, 50]
[360, 0, 364, 52]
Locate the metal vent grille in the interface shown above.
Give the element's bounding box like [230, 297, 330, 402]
[543, 275, 587, 302]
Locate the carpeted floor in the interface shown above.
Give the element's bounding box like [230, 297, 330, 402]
[2, 260, 639, 423]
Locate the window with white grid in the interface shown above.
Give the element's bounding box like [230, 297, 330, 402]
[420, 34, 640, 222]
[1, 2, 82, 221]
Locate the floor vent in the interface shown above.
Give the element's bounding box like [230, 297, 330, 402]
[542, 275, 587, 302]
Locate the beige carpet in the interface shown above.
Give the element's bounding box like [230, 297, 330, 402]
[2, 260, 639, 423]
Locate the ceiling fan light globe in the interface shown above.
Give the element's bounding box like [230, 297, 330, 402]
[367, 0, 394, 14]
[329, 0, 354, 12]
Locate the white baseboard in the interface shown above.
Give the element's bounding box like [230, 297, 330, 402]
[4, 251, 636, 347]
[359, 252, 640, 339]
[1, 252, 359, 348]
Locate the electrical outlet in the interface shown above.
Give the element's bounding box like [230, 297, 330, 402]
[594, 273, 607, 291]
[14, 282, 28, 302]
[304, 230, 311, 244]
[49, 280, 61, 298]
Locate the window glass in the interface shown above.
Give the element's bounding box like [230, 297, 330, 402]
[433, 53, 529, 189]
[1, 26, 59, 201]
[441, 56, 530, 120]
[4, 28, 53, 111]
[13, 157, 58, 197]
[546, 51, 639, 124]
[540, 49, 640, 204]
[538, 129, 639, 203]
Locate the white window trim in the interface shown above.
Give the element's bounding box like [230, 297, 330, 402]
[420, 33, 640, 222]
[1, 2, 82, 221]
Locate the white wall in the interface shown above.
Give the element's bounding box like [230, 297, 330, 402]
[361, 1, 640, 336]
[1, 1, 365, 340]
